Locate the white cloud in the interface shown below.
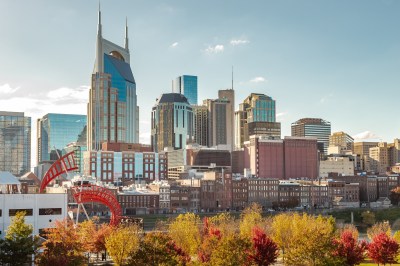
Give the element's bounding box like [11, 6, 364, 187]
[204, 44, 224, 54]
[319, 93, 334, 104]
[170, 42, 179, 48]
[352, 131, 380, 140]
[230, 39, 250, 46]
[47, 85, 89, 103]
[250, 77, 266, 83]
[0, 83, 20, 94]
[276, 112, 288, 122]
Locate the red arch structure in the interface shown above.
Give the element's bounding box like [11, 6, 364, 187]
[72, 185, 122, 226]
[40, 151, 78, 193]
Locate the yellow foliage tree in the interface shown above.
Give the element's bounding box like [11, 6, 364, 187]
[168, 213, 201, 256]
[105, 224, 141, 266]
[208, 212, 238, 237]
[367, 221, 391, 240]
[239, 203, 263, 239]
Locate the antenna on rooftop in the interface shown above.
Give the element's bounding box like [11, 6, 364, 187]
[231, 65, 234, 90]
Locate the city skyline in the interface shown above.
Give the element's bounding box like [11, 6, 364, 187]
[0, 1, 399, 167]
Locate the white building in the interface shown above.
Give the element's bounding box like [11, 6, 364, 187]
[319, 156, 355, 178]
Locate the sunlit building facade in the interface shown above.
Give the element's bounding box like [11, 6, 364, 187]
[172, 75, 198, 105]
[0, 111, 31, 176]
[88, 8, 139, 151]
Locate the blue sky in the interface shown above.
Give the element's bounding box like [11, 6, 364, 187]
[0, 0, 399, 164]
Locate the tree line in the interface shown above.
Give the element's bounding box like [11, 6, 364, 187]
[2, 205, 400, 265]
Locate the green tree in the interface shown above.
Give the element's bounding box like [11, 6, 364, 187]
[36, 219, 86, 266]
[168, 213, 201, 256]
[105, 224, 141, 266]
[0, 211, 38, 266]
[361, 211, 376, 226]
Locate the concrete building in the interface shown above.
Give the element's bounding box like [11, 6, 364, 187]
[83, 150, 167, 183]
[0, 172, 67, 236]
[291, 118, 331, 155]
[0, 111, 31, 176]
[88, 9, 139, 151]
[172, 75, 198, 105]
[151, 93, 194, 152]
[388, 139, 400, 167]
[369, 142, 389, 174]
[319, 156, 355, 178]
[328, 131, 354, 152]
[218, 89, 235, 151]
[235, 93, 280, 149]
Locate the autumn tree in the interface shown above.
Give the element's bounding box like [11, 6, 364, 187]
[272, 213, 336, 266]
[367, 221, 391, 240]
[208, 212, 238, 237]
[368, 232, 399, 265]
[129, 231, 190, 266]
[209, 234, 251, 266]
[332, 229, 368, 266]
[168, 213, 201, 256]
[0, 211, 39, 266]
[389, 186, 400, 206]
[36, 219, 86, 266]
[240, 203, 263, 239]
[105, 224, 141, 266]
[198, 217, 223, 263]
[247, 227, 279, 266]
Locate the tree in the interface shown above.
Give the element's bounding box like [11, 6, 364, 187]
[198, 217, 222, 263]
[168, 213, 201, 256]
[240, 203, 263, 239]
[272, 213, 337, 266]
[389, 186, 400, 206]
[332, 230, 368, 266]
[368, 232, 399, 265]
[209, 234, 251, 266]
[129, 232, 190, 266]
[361, 211, 376, 226]
[36, 219, 86, 266]
[105, 224, 141, 266]
[208, 212, 237, 237]
[0, 211, 39, 266]
[367, 221, 391, 241]
[247, 227, 279, 266]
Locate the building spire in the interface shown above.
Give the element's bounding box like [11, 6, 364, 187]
[97, 1, 102, 36]
[231, 65, 234, 90]
[124, 17, 129, 50]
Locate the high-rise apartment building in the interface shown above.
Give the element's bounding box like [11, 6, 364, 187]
[388, 139, 400, 167]
[151, 93, 194, 152]
[37, 113, 86, 164]
[369, 142, 389, 174]
[172, 75, 198, 105]
[88, 8, 139, 151]
[218, 89, 235, 150]
[193, 105, 208, 146]
[291, 118, 331, 155]
[0, 111, 31, 176]
[328, 131, 354, 153]
[235, 93, 280, 149]
[353, 141, 379, 171]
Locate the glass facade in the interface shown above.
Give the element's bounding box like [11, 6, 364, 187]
[0, 111, 31, 176]
[173, 75, 198, 105]
[37, 113, 86, 163]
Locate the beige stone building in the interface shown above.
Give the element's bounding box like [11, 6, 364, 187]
[319, 156, 355, 177]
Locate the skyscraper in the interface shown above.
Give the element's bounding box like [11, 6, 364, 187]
[172, 75, 198, 105]
[151, 93, 194, 152]
[235, 93, 280, 149]
[328, 131, 354, 152]
[291, 118, 331, 155]
[193, 105, 208, 147]
[0, 111, 31, 176]
[37, 113, 87, 164]
[88, 8, 139, 151]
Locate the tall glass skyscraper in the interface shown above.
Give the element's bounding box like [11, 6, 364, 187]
[37, 113, 87, 164]
[172, 75, 198, 105]
[88, 8, 139, 151]
[291, 118, 331, 155]
[0, 111, 31, 176]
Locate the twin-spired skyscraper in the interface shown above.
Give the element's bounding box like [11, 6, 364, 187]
[88, 8, 139, 151]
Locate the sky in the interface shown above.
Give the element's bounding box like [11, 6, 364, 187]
[0, 0, 399, 168]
